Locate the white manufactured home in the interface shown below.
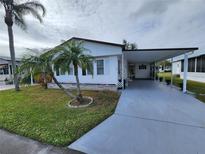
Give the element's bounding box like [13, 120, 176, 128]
[172, 50, 205, 83]
[49, 37, 198, 92]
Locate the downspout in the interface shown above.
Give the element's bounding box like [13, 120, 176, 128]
[182, 51, 194, 93]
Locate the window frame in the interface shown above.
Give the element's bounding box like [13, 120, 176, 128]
[96, 59, 104, 75]
[197, 55, 205, 72]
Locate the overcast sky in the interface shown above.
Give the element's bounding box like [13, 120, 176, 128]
[0, 0, 204, 57]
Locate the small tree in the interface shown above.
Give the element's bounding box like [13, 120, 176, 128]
[19, 51, 75, 98]
[53, 40, 93, 103]
[123, 39, 137, 50]
[0, 0, 46, 91]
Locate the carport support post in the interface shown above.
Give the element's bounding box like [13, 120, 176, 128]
[183, 54, 188, 93]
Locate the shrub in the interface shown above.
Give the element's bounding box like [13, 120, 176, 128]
[159, 77, 163, 82]
[173, 74, 180, 78]
[179, 82, 183, 91]
[21, 76, 31, 84]
[34, 74, 52, 83]
[165, 79, 171, 85]
[155, 75, 158, 80]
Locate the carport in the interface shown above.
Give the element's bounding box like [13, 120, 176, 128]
[122, 47, 198, 93]
[70, 79, 205, 154]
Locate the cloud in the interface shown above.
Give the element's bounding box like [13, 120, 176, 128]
[131, 0, 179, 18]
[0, 0, 205, 58]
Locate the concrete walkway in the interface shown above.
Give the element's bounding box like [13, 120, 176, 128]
[0, 129, 83, 154]
[69, 80, 205, 154]
[0, 82, 14, 91]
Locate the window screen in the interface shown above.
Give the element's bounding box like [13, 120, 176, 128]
[97, 60, 104, 75]
[197, 55, 205, 72]
[188, 58, 195, 72]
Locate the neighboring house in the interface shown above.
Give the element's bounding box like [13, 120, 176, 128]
[0, 56, 21, 82]
[172, 50, 205, 83]
[158, 65, 171, 73]
[49, 37, 198, 92]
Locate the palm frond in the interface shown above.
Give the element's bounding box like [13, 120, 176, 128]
[13, 1, 46, 23]
[13, 11, 26, 29]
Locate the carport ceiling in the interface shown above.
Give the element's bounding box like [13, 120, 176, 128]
[124, 48, 198, 63]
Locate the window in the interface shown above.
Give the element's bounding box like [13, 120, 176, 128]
[203, 56, 205, 72]
[0, 65, 9, 75]
[197, 55, 205, 72]
[4, 65, 9, 74]
[56, 66, 60, 76]
[0, 68, 3, 75]
[188, 58, 195, 72]
[181, 60, 184, 72]
[97, 60, 104, 75]
[118, 60, 121, 76]
[82, 68, 86, 76]
[139, 64, 147, 70]
[87, 62, 93, 75]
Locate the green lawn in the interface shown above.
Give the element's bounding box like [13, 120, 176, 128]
[0, 86, 119, 146]
[158, 72, 205, 102]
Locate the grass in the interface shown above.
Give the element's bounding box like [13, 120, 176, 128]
[157, 72, 205, 102]
[0, 86, 120, 146]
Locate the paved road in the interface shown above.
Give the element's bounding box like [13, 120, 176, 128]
[0, 129, 83, 154]
[69, 80, 205, 154]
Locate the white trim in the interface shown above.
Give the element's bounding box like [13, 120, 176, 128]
[122, 53, 124, 89]
[30, 68, 33, 85]
[195, 57, 197, 72]
[183, 54, 188, 93]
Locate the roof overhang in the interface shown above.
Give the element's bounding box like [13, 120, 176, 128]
[69, 37, 123, 47]
[123, 47, 198, 63]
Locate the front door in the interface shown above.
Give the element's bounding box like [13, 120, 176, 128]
[128, 64, 135, 80]
[135, 63, 150, 79]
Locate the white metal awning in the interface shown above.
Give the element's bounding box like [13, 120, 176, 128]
[123, 47, 198, 63]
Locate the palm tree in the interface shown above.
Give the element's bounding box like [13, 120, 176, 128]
[123, 39, 137, 50]
[53, 40, 93, 103]
[0, 0, 46, 91]
[18, 51, 75, 98]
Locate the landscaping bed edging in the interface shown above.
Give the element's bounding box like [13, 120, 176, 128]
[67, 96, 94, 108]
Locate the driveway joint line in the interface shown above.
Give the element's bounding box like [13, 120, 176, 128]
[115, 113, 205, 129]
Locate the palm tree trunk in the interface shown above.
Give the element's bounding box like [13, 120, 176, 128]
[74, 65, 83, 102]
[43, 72, 48, 89]
[51, 72, 75, 98]
[7, 26, 20, 91]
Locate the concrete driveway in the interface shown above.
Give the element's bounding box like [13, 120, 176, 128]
[69, 80, 205, 154]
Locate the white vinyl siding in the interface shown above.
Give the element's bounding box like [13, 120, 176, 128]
[55, 56, 119, 85]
